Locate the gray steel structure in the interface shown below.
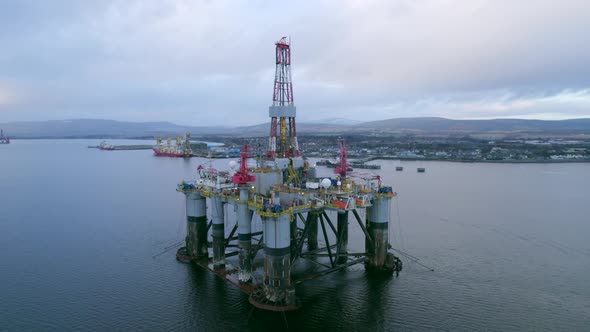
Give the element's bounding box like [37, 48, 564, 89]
[210, 195, 225, 269]
[177, 168, 402, 311]
[183, 192, 208, 260]
[237, 185, 254, 282]
[174, 37, 401, 312]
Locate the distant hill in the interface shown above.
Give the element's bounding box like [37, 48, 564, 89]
[233, 121, 349, 136]
[0, 119, 350, 138]
[2, 117, 590, 138]
[357, 117, 590, 132]
[311, 118, 364, 125]
[0, 119, 230, 138]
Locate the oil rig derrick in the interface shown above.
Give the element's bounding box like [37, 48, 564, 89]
[176, 37, 402, 312]
[268, 37, 299, 160]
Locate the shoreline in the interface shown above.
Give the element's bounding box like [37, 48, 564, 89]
[364, 156, 590, 164]
[311, 155, 590, 164]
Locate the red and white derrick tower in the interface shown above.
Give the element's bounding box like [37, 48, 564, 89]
[267, 37, 300, 159]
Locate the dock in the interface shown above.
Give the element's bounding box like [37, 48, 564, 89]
[88, 144, 152, 150]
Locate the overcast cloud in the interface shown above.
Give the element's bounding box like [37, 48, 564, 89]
[0, 0, 589, 125]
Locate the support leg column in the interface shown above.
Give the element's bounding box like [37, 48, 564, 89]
[306, 211, 318, 251]
[365, 197, 391, 271]
[290, 214, 298, 257]
[237, 186, 253, 282]
[262, 214, 295, 306]
[211, 196, 225, 269]
[185, 192, 208, 259]
[336, 211, 349, 264]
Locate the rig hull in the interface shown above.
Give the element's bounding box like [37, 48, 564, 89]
[152, 133, 192, 157]
[152, 148, 188, 157]
[1, 136, 10, 144]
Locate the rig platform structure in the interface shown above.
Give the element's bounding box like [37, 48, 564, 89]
[0, 129, 10, 144]
[175, 37, 402, 312]
[153, 133, 193, 157]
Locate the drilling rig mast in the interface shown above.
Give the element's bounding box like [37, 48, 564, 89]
[267, 37, 300, 159]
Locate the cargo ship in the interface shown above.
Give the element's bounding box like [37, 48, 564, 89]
[98, 141, 114, 150]
[0, 129, 10, 144]
[153, 133, 192, 157]
[316, 159, 352, 170]
[316, 159, 337, 166]
[317, 159, 379, 170]
[349, 161, 381, 170]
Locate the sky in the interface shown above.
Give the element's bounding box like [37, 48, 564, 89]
[0, 0, 589, 126]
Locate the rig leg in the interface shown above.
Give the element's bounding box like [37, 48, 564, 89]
[290, 214, 298, 257]
[237, 185, 254, 282]
[281, 312, 289, 329]
[306, 211, 318, 251]
[262, 214, 295, 306]
[365, 196, 392, 271]
[185, 192, 208, 260]
[336, 211, 349, 265]
[211, 195, 225, 269]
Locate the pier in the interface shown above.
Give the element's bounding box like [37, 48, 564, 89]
[88, 144, 152, 150]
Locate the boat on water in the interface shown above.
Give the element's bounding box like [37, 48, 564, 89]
[349, 161, 381, 170]
[316, 159, 337, 167]
[396, 166, 403, 171]
[417, 167, 426, 172]
[0, 129, 10, 144]
[98, 141, 114, 150]
[153, 133, 192, 157]
[316, 159, 353, 171]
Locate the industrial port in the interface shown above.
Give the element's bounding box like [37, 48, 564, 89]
[175, 37, 402, 313]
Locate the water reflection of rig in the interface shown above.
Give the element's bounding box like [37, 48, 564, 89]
[176, 37, 402, 312]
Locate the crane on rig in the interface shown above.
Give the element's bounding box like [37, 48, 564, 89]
[232, 144, 256, 184]
[335, 137, 348, 178]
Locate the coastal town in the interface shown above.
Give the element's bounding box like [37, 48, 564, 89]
[196, 134, 590, 162]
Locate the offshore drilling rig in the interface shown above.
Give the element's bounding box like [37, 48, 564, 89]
[176, 37, 402, 311]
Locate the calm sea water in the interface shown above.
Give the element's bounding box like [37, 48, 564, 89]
[1, 139, 589, 331]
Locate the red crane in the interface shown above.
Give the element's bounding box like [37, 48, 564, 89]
[335, 137, 348, 178]
[233, 145, 256, 184]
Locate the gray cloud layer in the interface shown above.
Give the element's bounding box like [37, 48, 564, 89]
[1, 0, 589, 125]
